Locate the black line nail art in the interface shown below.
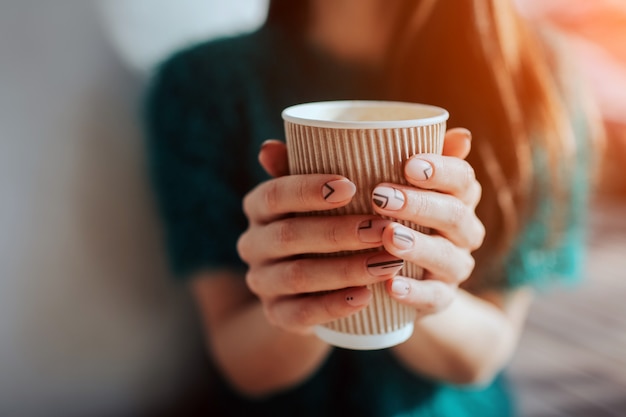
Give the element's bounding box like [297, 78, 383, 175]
[373, 187, 405, 210]
[367, 259, 404, 269]
[393, 231, 414, 244]
[423, 165, 432, 179]
[373, 193, 388, 208]
[359, 220, 373, 230]
[367, 256, 404, 276]
[323, 183, 335, 200]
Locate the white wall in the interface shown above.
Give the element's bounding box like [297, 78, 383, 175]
[0, 1, 265, 416]
[98, 0, 268, 74]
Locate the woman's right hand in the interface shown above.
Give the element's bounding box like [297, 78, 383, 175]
[237, 142, 401, 335]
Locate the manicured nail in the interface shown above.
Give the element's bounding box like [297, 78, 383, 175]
[405, 158, 433, 181]
[372, 186, 405, 210]
[323, 179, 356, 203]
[345, 287, 372, 307]
[391, 278, 410, 297]
[392, 225, 415, 250]
[367, 253, 404, 277]
[358, 219, 388, 243]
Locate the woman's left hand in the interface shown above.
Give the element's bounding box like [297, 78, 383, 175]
[377, 127, 485, 317]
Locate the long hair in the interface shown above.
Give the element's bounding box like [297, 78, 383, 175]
[267, 0, 594, 288]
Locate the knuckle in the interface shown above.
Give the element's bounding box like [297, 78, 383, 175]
[295, 177, 309, 206]
[456, 252, 475, 283]
[427, 283, 454, 313]
[292, 303, 315, 327]
[423, 284, 441, 312]
[439, 239, 474, 284]
[449, 200, 468, 231]
[284, 260, 308, 293]
[236, 232, 252, 264]
[324, 222, 342, 247]
[435, 238, 456, 272]
[242, 193, 253, 218]
[465, 253, 476, 279]
[275, 219, 298, 248]
[473, 181, 483, 205]
[321, 295, 339, 319]
[462, 162, 476, 185]
[263, 302, 280, 327]
[244, 269, 260, 295]
[338, 260, 354, 283]
[264, 180, 281, 213]
[411, 192, 432, 216]
[470, 221, 486, 251]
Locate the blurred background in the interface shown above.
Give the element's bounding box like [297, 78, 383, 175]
[0, 1, 623, 416]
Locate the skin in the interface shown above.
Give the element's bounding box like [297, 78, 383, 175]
[190, 0, 534, 397]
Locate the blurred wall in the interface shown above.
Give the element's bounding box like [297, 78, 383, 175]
[0, 1, 265, 416]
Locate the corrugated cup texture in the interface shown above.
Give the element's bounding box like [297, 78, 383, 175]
[285, 121, 446, 338]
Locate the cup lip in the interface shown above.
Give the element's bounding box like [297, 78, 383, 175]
[282, 100, 449, 129]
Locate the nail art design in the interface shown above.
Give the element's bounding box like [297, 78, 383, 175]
[345, 289, 371, 307]
[422, 164, 432, 180]
[391, 278, 410, 296]
[358, 219, 387, 243]
[372, 186, 405, 210]
[367, 254, 404, 276]
[323, 179, 356, 203]
[393, 227, 415, 250]
[323, 183, 335, 200]
[406, 158, 433, 181]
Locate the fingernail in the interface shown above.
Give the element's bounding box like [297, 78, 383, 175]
[372, 186, 405, 210]
[345, 287, 372, 307]
[405, 158, 433, 181]
[367, 253, 404, 276]
[358, 219, 388, 243]
[323, 179, 356, 203]
[391, 278, 410, 297]
[392, 225, 415, 250]
[452, 127, 472, 141]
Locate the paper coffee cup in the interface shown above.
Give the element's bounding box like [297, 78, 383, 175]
[282, 100, 449, 350]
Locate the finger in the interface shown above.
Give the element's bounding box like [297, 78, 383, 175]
[264, 286, 372, 334]
[386, 277, 456, 316]
[381, 223, 475, 284]
[243, 175, 356, 224]
[259, 140, 289, 178]
[246, 251, 403, 297]
[442, 128, 472, 159]
[371, 185, 485, 250]
[403, 154, 480, 207]
[238, 215, 390, 264]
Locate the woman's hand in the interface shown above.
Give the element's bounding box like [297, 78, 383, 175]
[237, 143, 401, 335]
[375, 128, 485, 317]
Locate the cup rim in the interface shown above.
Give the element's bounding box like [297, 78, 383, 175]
[282, 100, 449, 129]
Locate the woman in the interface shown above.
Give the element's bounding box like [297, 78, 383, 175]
[145, 0, 595, 415]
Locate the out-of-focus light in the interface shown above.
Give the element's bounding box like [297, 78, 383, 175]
[515, 0, 626, 125]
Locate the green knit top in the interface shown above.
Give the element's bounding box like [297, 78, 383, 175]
[144, 24, 589, 417]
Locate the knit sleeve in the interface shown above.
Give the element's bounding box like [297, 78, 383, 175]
[143, 46, 249, 280]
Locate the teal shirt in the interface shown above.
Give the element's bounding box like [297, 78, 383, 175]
[144, 25, 588, 417]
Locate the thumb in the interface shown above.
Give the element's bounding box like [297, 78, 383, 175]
[442, 128, 472, 159]
[258, 139, 289, 177]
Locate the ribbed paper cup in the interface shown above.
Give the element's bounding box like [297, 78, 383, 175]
[282, 100, 448, 350]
